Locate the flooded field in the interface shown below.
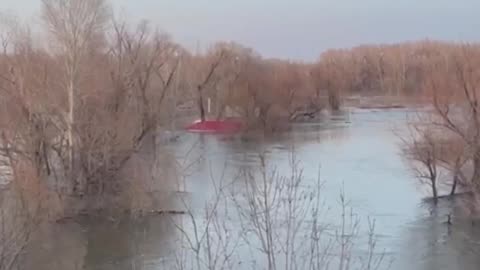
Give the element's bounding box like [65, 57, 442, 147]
[21, 109, 480, 270]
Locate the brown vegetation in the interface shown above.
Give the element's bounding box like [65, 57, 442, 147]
[402, 44, 480, 208]
[3, 0, 480, 267]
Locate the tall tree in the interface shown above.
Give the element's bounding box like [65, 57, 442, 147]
[41, 0, 109, 184]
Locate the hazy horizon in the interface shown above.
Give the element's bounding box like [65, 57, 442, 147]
[2, 0, 480, 60]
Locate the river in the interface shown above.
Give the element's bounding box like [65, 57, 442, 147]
[20, 108, 480, 270]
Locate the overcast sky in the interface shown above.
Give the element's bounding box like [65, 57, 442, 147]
[2, 0, 480, 60]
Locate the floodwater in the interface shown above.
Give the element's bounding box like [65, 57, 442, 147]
[21, 109, 480, 270]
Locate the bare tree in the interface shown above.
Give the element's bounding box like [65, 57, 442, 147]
[0, 12, 19, 55]
[0, 135, 48, 270]
[403, 126, 441, 201]
[0, 2, 184, 211]
[311, 54, 345, 111]
[437, 137, 468, 196]
[211, 42, 251, 120]
[71, 19, 180, 197]
[424, 45, 480, 194]
[41, 0, 110, 187]
[194, 48, 227, 122]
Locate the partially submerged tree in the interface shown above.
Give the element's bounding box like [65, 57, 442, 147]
[211, 42, 253, 120]
[41, 0, 110, 191]
[403, 120, 469, 200]
[311, 53, 345, 111]
[0, 2, 182, 206]
[437, 136, 468, 196]
[0, 27, 51, 265]
[190, 45, 227, 122]
[75, 20, 181, 195]
[403, 126, 441, 201]
[425, 45, 480, 194]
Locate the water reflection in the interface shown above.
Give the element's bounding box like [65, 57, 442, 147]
[397, 198, 480, 270]
[82, 216, 176, 270]
[23, 215, 178, 270]
[22, 222, 87, 270]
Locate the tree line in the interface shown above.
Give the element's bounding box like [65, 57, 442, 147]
[1, 0, 479, 206]
[1, 0, 480, 268]
[1, 0, 480, 210]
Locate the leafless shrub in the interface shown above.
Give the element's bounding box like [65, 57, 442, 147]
[0, 133, 50, 270]
[171, 153, 389, 270]
[170, 163, 241, 270]
[400, 45, 480, 208]
[402, 124, 442, 200]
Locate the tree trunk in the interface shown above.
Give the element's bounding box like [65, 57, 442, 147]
[450, 174, 458, 196]
[197, 86, 206, 122]
[259, 106, 270, 128]
[431, 176, 438, 203]
[67, 79, 78, 194]
[216, 104, 226, 120]
[328, 88, 340, 111]
[472, 153, 480, 192]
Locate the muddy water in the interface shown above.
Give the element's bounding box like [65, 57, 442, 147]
[22, 109, 480, 270]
